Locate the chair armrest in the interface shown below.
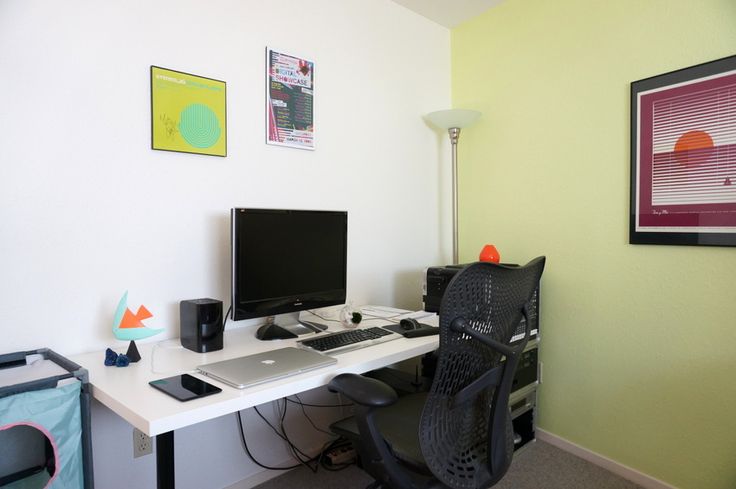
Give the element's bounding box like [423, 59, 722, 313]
[328, 373, 398, 408]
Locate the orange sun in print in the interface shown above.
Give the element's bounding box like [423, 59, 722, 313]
[674, 130, 715, 165]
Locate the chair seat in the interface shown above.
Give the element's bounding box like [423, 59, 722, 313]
[331, 392, 431, 475]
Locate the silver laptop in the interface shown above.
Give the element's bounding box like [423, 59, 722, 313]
[196, 347, 337, 389]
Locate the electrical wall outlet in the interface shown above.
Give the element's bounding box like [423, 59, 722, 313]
[133, 428, 153, 458]
[538, 361, 543, 384]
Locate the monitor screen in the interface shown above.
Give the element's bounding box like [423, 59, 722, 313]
[231, 208, 347, 321]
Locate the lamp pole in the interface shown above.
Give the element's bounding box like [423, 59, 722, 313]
[449, 127, 461, 265]
[426, 109, 481, 265]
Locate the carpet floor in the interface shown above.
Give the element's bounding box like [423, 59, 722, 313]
[253, 440, 644, 489]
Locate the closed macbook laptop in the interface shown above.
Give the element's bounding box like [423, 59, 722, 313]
[196, 347, 337, 389]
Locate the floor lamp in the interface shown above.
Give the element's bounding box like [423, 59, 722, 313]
[426, 109, 481, 265]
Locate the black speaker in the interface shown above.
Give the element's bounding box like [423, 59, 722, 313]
[180, 298, 224, 353]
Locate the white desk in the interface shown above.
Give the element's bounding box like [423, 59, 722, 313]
[69, 313, 439, 489]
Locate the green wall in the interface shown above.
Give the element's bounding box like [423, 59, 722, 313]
[451, 1, 736, 488]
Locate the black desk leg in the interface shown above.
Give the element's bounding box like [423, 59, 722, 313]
[156, 431, 175, 489]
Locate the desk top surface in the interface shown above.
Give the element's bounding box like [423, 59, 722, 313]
[69, 310, 439, 436]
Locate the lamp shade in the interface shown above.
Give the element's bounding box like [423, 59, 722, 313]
[425, 109, 481, 129]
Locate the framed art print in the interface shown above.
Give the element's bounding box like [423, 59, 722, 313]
[266, 48, 315, 150]
[630, 55, 736, 246]
[151, 66, 226, 157]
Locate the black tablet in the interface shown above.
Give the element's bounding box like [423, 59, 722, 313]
[149, 374, 222, 402]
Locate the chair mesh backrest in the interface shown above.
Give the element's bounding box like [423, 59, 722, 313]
[419, 257, 545, 489]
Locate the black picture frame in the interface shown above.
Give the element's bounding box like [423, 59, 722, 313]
[630, 55, 736, 246]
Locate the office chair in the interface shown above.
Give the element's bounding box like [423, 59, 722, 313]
[328, 257, 546, 489]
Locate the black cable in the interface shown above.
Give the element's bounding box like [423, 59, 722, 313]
[282, 400, 321, 472]
[277, 399, 358, 472]
[279, 399, 321, 472]
[236, 410, 303, 471]
[253, 406, 287, 441]
[291, 394, 336, 436]
[306, 309, 341, 323]
[240, 404, 335, 473]
[308, 308, 403, 323]
[284, 393, 359, 467]
[223, 304, 232, 330]
[254, 403, 316, 471]
[284, 395, 359, 470]
[285, 397, 353, 408]
[284, 396, 357, 471]
[238, 398, 359, 473]
[258, 400, 323, 472]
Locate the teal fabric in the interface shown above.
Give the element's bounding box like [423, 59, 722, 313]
[0, 382, 83, 489]
[3, 470, 51, 489]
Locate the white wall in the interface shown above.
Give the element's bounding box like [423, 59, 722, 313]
[0, 1, 450, 487]
[0, 0, 450, 354]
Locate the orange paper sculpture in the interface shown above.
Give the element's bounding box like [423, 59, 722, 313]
[112, 291, 163, 341]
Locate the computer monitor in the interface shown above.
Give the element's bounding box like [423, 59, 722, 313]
[231, 208, 348, 340]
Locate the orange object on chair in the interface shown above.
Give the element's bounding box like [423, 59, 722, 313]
[479, 244, 500, 263]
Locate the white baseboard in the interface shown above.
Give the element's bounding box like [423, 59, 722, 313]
[536, 429, 678, 489]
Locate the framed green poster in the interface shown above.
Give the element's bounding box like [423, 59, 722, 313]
[150, 66, 226, 157]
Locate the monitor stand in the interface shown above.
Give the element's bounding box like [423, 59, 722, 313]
[255, 312, 329, 341]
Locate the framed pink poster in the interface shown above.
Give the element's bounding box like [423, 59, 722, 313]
[631, 55, 736, 246]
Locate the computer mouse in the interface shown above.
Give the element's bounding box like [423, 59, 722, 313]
[404, 327, 439, 338]
[400, 318, 420, 331]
